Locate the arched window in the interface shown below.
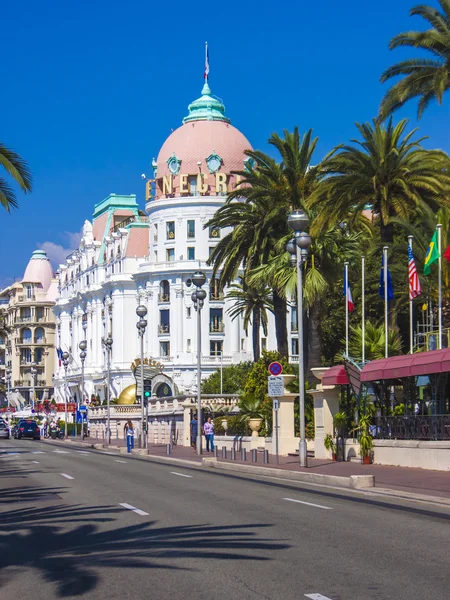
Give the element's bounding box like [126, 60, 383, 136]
[159, 280, 170, 303]
[22, 328, 32, 343]
[35, 327, 45, 343]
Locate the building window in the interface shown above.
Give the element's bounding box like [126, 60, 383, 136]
[210, 278, 223, 301]
[187, 338, 191, 351]
[159, 309, 170, 334]
[34, 327, 44, 343]
[210, 308, 224, 333]
[22, 328, 32, 342]
[154, 250, 158, 263]
[86, 275, 90, 287]
[189, 176, 197, 195]
[187, 247, 195, 260]
[187, 220, 195, 238]
[34, 348, 43, 363]
[291, 338, 299, 355]
[36, 308, 44, 321]
[209, 247, 215, 258]
[22, 348, 32, 363]
[261, 338, 267, 351]
[210, 340, 223, 357]
[209, 226, 220, 239]
[166, 221, 175, 240]
[186, 307, 191, 318]
[159, 280, 170, 302]
[154, 223, 158, 242]
[166, 248, 175, 262]
[25, 284, 33, 299]
[160, 341, 170, 357]
[291, 307, 298, 332]
[241, 338, 245, 351]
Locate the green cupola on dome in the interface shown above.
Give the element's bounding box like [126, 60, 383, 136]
[183, 82, 231, 124]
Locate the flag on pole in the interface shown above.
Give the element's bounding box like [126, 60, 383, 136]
[408, 246, 422, 300]
[204, 43, 209, 80]
[56, 347, 63, 367]
[443, 244, 450, 263]
[424, 230, 440, 275]
[379, 255, 394, 300]
[344, 269, 354, 312]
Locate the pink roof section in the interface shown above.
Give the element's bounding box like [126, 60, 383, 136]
[46, 279, 59, 302]
[92, 212, 108, 241]
[156, 120, 252, 199]
[22, 250, 54, 292]
[125, 227, 148, 258]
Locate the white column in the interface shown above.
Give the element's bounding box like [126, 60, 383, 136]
[175, 288, 183, 357]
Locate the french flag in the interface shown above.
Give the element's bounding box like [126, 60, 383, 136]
[344, 270, 354, 313]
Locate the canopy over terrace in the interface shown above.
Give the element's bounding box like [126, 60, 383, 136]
[361, 348, 450, 382]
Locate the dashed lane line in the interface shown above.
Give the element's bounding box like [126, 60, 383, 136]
[7, 452, 20, 455]
[32, 451, 45, 454]
[53, 450, 70, 454]
[170, 472, 193, 478]
[119, 503, 149, 516]
[75, 451, 90, 454]
[282, 498, 332, 510]
[305, 594, 333, 600]
[115, 460, 127, 464]
[61, 473, 74, 480]
[32, 461, 40, 464]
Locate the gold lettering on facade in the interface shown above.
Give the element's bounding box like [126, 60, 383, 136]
[197, 173, 208, 194]
[215, 173, 227, 194]
[235, 175, 242, 188]
[180, 174, 189, 194]
[162, 175, 173, 195]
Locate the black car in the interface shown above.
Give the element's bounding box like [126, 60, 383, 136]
[14, 420, 41, 440]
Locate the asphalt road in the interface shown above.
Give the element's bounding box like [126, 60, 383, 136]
[0, 439, 449, 600]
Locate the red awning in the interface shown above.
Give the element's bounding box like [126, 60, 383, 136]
[322, 365, 349, 386]
[360, 348, 450, 382]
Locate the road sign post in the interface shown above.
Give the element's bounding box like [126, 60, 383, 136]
[268, 375, 284, 398]
[273, 398, 279, 464]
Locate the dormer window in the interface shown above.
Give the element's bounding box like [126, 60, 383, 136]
[206, 151, 222, 173]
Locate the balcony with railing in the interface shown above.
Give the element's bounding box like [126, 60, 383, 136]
[158, 324, 170, 335]
[209, 291, 224, 301]
[210, 322, 225, 333]
[20, 359, 44, 366]
[158, 293, 170, 303]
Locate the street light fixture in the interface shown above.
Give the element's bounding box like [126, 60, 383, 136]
[62, 352, 70, 438]
[192, 270, 207, 455]
[30, 362, 37, 411]
[79, 340, 87, 439]
[136, 304, 148, 449]
[102, 336, 113, 444]
[6, 368, 11, 411]
[287, 209, 312, 468]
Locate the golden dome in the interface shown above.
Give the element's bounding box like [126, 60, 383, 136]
[117, 384, 137, 405]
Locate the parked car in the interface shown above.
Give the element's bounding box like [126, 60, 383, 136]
[14, 420, 41, 440]
[0, 422, 10, 439]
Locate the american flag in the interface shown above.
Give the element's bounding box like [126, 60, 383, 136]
[408, 246, 422, 300]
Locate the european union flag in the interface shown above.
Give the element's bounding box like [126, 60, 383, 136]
[379, 255, 394, 300]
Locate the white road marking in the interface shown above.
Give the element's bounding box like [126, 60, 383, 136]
[32, 461, 40, 464]
[53, 450, 70, 454]
[7, 452, 20, 455]
[61, 473, 74, 480]
[170, 471, 193, 478]
[305, 594, 333, 600]
[115, 460, 127, 464]
[75, 451, 90, 454]
[32, 451, 45, 454]
[282, 498, 332, 510]
[119, 502, 149, 516]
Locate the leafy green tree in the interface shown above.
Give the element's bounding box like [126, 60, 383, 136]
[0, 141, 32, 212]
[201, 362, 253, 394]
[314, 119, 450, 244]
[379, 1, 450, 120]
[226, 279, 273, 361]
[336, 322, 403, 362]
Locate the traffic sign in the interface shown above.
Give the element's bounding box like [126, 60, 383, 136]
[268, 361, 283, 376]
[268, 375, 284, 397]
[273, 399, 279, 411]
[79, 405, 87, 413]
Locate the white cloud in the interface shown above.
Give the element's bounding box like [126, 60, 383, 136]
[38, 229, 82, 269]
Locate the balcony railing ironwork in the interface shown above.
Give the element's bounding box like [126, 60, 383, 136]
[209, 292, 224, 301]
[374, 415, 450, 441]
[158, 294, 170, 303]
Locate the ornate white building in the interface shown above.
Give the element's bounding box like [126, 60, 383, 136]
[53, 80, 298, 404]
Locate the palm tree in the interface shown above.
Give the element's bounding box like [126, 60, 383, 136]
[314, 118, 450, 244]
[337, 322, 403, 362]
[0, 142, 32, 212]
[379, 1, 450, 120]
[207, 128, 327, 358]
[226, 279, 273, 362]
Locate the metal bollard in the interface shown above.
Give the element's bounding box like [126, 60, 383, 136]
[231, 447, 236, 460]
[241, 448, 247, 461]
[166, 443, 171, 456]
[264, 449, 269, 464]
[213, 446, 218, 458]
[221, 446, 227, 459]
[251, 449, 257, 463]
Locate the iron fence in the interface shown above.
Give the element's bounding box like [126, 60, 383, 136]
[374, 415, 450, 441]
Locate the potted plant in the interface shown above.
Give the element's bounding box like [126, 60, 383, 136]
[238, 393, 264, 438]
[323, 433, 337, 460]
[358, 414, 373, 464]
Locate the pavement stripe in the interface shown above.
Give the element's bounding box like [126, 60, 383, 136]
[7, 452, 20, 455]
[32, 460, 40, 464]
[119, 503, 149, 516]
[75, 451, 90, 454]
[305, 594, 333, 600]
[53, 450, 70, 454]
[115, 460, 127, 464]
[170, 472, 193, 478]
[61, 473, 74, 480]
[32, 451, 45, 454]
[282, 498, 332, 510]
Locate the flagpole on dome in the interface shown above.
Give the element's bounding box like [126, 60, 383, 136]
[344, 261, 349, 358]
[383, 246, 389, 358]
[204, 41, 209, 84]
[361, 256, 365, 363]
[437, 223, 443, 349]
[408, 236, 414, 354]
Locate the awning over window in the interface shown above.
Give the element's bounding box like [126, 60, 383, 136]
[322, 365, 349, 386]
[360, 348, 450, 382]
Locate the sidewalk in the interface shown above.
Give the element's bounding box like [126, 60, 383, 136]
[56, 436, 450, 501]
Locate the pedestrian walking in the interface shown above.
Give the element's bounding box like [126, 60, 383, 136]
[204, 417, 215, 452]
[124, 420, 135, 453]
[190, 414, 198, 453]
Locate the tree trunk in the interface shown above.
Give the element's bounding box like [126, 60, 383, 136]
[307, 300, 322, 380]
[252, 308, 261, 362]
[273, 290, 288, 358]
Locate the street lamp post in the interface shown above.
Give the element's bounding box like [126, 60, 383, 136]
[287, 210, 312, 468]
[136, 305, 148, 449]
[30, 362, 37, 411]
[62, 352, 70, 438]
[79, 340, 87, 439]
[192, 270, 206, 455]
[6, 368, 11, 411]
[102, 337, 113, 444]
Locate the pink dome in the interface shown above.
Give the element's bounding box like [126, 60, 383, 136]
[22, 250, 54, 292]
[155, 120, 252, 199]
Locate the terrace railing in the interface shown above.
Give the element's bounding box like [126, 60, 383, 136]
[374, 415, 450, 441]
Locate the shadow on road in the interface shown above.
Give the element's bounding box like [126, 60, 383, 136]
[0, 485, 290, 597]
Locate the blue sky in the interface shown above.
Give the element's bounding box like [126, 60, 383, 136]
[1, 0, 449, 286]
